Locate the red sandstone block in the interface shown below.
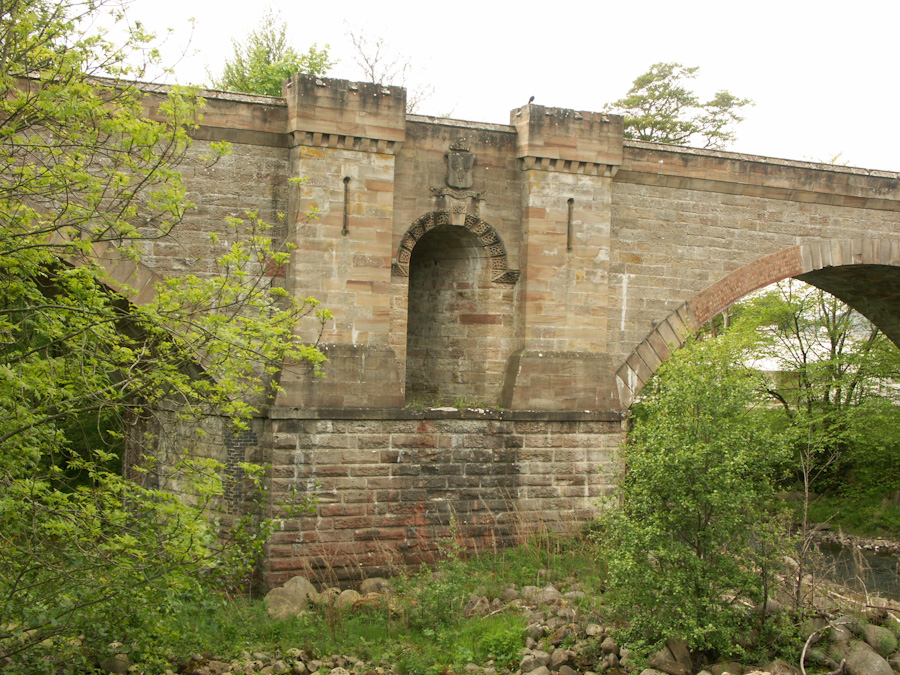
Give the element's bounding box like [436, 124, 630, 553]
[334, 516, 375, 529]
[356, 527, 405, 541]
[365, 179, 393, 192]
[311, 464, 350, 477]
[320, 503, 368, 518]
[460, 314, 502, 325]
[315, 529, 359, 543]
[267, 544, 295, 558]
[373, 489, 402, 504]
[268, 557, 309, 572]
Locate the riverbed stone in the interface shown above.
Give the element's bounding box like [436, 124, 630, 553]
[360, 577, 391, 595]
[549, 649, 573, 670]
[762, 658, 799, 674]
[666, 638, 692, 670]
[844, 640, 893, 675]
[647, 654, 690, 675]
[863, 623, 898, 656]
[600, 636, 618, 655]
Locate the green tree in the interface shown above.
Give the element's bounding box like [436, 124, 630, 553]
[742, 280, 900, 494]
[211, 8, 333, 96]
[603, 330, 789, 655]
[0, 0, 326, 668]
[605, 62, 752, 149]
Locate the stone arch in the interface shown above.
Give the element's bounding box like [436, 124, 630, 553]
[615, 238, 900, 408]
[392, 211, 520, 284]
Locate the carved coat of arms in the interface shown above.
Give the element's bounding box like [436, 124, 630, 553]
[446, 139, 474, 189]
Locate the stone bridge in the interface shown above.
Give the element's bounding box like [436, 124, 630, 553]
[141, 75, 900, 585]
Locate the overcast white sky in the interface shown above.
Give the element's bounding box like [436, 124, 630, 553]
[127, 0, 900, 172]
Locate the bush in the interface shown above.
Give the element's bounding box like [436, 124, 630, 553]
[602, 333, 791, 654]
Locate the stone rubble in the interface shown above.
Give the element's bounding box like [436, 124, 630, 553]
[133, 575, 900, 675]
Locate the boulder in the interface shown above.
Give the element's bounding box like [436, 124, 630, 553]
[500, 587, 519, 602]
[525, 623, 544, 642]
[265, 586, 308, 620]
[98, 653, 131, 675]
[665, 637, 692, 671]
[829, 621, 854, 643]
[549, 649, 573, 670]
[599, 636, 618, 655]
[647, 654, 690, 675]
[464, 596, 490, 617]
[845, 640, 893, 675]
[557, 607, 576, 621]
[535, 586, 562, 605]
[284, 575, 319, 603]
[360, 577, 391, 595]
[863, 623, 898, 656]
[520, 650, 551, 672]
[762, 658, 799, 675]
[337, 589, 361, 609]
[709, 663, 743, 675]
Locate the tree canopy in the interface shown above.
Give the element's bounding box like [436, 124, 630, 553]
[605, 62, 752, 149]
[0, 0, 326, 667]
[211, 8, 333, 96]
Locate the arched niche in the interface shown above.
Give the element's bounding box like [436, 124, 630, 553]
[394, 212, 519, 405]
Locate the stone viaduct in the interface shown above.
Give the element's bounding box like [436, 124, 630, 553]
[134, 75, 900, 586]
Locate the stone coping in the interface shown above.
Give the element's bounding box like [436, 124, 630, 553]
[623, 139, 900, 177]
[267, 407, 624, 422]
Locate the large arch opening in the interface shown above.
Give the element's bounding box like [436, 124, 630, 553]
[616, 239, 900, 408]
[403, 221, 516, 406]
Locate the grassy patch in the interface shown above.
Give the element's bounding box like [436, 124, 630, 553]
[799, 493, 900, 538]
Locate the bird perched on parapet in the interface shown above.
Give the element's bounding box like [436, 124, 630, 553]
[528, 96, 535, 104]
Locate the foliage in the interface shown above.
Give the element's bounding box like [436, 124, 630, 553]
[740, 279, 900, 495]
[603, 331, 790, 654]
[605, 62, 752, 149]
[0, 0, 327, 668]
[211, 8, 333, 96]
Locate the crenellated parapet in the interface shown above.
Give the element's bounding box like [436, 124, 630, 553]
[283, 76, 406, 154]
[511, 104, 623, 175]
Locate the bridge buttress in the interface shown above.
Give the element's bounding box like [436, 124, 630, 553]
[276, 76, 407, 408]
[501, 104, 624, 410]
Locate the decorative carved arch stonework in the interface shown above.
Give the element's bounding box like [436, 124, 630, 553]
[391, 211, 520, 284]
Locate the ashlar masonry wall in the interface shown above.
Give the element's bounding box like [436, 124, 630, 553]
[262, 409, 623, 587]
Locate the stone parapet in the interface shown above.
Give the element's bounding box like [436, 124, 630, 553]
[283, 75, 406, 152]
[512, 104, 623, 173]
[618, 141, 900, 210]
